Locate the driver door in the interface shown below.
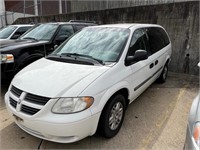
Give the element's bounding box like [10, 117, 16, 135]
[126, 28, 154, 102]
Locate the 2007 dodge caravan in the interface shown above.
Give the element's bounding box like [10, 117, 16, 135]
[5, 24, 171, 143]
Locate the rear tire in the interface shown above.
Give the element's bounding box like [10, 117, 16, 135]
[97, 95, 126, 138]
[157, 63, 168, 83]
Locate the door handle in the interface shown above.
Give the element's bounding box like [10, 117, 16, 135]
[149, 63, 154, 69]
[155, 60, 159, 65]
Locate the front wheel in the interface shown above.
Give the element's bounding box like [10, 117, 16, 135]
[97, 95, 126, 138]
[157, 64, 168, 83]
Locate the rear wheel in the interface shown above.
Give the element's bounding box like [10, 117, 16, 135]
[98, 95, 126, 138]
[157, 63, 168, 83]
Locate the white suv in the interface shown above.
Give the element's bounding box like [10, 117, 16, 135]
[5, 24, 171, 143]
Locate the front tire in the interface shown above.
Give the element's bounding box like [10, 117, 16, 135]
[97, 95, 126, 138]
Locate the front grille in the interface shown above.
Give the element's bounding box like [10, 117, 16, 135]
[25, 93, 50, 105]
[9, 85, 51, 116]
[21, 105, 40, 115]
[11, 86, 22, 97]
[9, 97, 17, 108]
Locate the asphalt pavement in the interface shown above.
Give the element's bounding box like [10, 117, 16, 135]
[0, 72, 199, 149]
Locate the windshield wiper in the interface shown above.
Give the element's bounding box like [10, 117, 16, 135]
[22, 37, 38, 41]
[60, 53, 104, 65]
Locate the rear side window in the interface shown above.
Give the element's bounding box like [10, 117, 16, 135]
[11, 27, 32, 39]
[75, 24, 86, 31]
[146, 27, 170, 54]
[16, 27, 31, 34]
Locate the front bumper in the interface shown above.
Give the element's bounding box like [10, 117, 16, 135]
[184, 124, 199, 150]
[1, 63, 17, 79]
[5, 92, 101, 143]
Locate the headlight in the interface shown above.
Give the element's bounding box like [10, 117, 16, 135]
[193, 122, 200, 147]
[52, 97, 94, 114]
[0, 54, 14, 64]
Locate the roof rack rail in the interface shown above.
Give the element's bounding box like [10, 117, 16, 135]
[69, 20, 96, 24]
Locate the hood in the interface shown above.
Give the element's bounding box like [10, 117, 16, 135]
[0, 39, 16, 47]
[12, 58, 110, 98]
[0, 39, 49, 49]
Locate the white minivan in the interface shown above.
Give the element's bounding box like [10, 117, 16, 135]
[5, 24, 171, 143]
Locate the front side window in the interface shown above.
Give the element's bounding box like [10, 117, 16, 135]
[0, 26, 17, 39]
[127, 29, 149, 57]
[21, 24, 59, 41]
[52, 27, 130, 63]
[56, 25, 74, 38]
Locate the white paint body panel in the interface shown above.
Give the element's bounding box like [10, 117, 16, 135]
[12, 58, 110, 98]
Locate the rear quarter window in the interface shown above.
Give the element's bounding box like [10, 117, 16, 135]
[147, 27, 170, 54]
[16, 26, 32, 34]
[74, 24, 86, 31]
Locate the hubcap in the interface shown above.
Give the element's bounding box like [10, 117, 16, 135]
[109, 102, 123, 130]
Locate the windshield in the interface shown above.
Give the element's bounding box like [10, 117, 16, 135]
[21, 24, 58, 41]
[52, 27, 130, 63]
[0, 26, 17, 39]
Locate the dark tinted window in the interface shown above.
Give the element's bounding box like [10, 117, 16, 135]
[75, 24, 86, 31]
[128, 29, 151, 57]
[57, 25, 74, 37]
[11, 27, 32, 39]
[16, 27, 31, 34]
[146, 27, 170, 53]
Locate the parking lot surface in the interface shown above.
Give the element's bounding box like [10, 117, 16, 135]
[0, 72, 199, 149]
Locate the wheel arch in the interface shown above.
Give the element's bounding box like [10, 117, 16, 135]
[17, 53, 43, 69]
[95, 87, 130, 136]
[165, 55, 171, 66]
[106, 88, 130, 110]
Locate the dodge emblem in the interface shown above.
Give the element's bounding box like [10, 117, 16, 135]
[18, 99, 21, 104]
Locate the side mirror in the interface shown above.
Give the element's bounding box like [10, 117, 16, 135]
[54, 44, 58, 50]
[55, 35, 69, 45]
[126, 50, 148, 65]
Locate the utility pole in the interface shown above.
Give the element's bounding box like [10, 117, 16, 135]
[59, 0, 62, 14]
[65, 0, 67, 13]
[0, 0, 6, 27]
[34, 0, 38, 16]
[23, 0, 26, 17]
[106, 0, 108, 9]
[4, 11, 7, 25]
[40, 0, 42, 16]
[0, 16, 3, 27]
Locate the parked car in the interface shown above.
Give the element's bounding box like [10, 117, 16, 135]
[0, 21, 96, 79]
[0, 24, 33, 41]
[184, 62, 200, 150]
[5, 24, 171, 143]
